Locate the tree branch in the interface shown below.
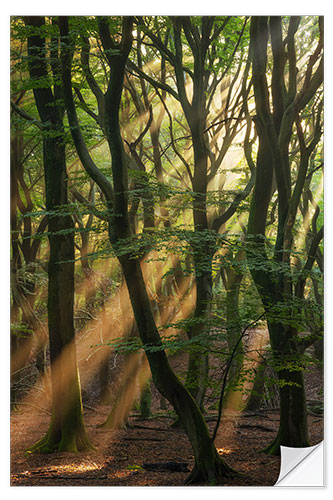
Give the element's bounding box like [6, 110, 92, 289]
[211, 310, 267, 442]
[70, 186, 108, 221]
[10, 100, 43, 130]
[59, 16, 114, 204]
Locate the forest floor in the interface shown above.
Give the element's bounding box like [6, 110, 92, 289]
[10, 333, 324, 487]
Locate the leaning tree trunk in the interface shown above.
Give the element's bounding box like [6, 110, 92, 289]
[25, 16, 91, 453]
[59, 15, 237, 484]
[120, 255, 236, 484]
[103, 18, 236, 484]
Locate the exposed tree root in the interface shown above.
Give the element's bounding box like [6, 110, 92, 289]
[185, 454, 238, 485]
[262, 433, 310, 456]
[169, 417, 183, 429]
[26, 424, 94, 454]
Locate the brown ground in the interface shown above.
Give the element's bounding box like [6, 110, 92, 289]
[10, 407, 323, 487]
[10, 362, 323, 487]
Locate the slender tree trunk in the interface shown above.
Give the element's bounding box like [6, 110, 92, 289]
[226, 279, 243, 381]
[10, 298, 20, 409]
[100, 350, 141, 429]
[185, 256, 213, 410]
[80, 232, 95, 308]
[223, 267, 244, 410]
[245, 357, 266, 412]
[184, 121, 213, 409]
[98, 307, 112, 404]
[139, 379, 152, 419]
[99, 274, 139, 428]
[314, 339, 324, 362]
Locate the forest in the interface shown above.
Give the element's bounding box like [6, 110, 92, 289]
[10, 15, 323, 487]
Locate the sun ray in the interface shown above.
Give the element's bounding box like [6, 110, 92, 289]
[11, 247, 198, 441]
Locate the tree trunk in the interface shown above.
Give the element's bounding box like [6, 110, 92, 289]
[245, 357, 266, 412]
[314, 339, 324, 362]
[99, 350, 141, 429]
[98, 351, 112, 405]
[264, 368, 309, 454]
[28, 137, 92, 453]
[120, 255, 236, 484]
[60, 16, 237, 483]
[139, 379, 152, 419]
[262, 322, 309, 455]
[10, 299, 20, 409]
[184, 258, 212, 410]
[25, 16, 91, 453]
[245, 16, 314, 453]
[223, 267, 244, 411]
[184, 116, 213, 410]
[98, 307, 112, 404]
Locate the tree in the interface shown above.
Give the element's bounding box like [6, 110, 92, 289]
[246, 16, 323, 454]
[133, 16, 255, 407]
[220, 243, 247, 409]
[10, 111, 48, 391]
[59, 14, 237, 485]
[23, 16, 92, 452]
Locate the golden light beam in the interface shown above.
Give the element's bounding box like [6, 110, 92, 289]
[214, 328, 269, 450]
[11, 249, 196, 444]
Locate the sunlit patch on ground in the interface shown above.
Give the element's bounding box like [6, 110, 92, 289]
[217, 447, 232, 455]
[20, 461, 103, 476]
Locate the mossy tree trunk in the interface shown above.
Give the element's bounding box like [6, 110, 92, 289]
[245, 356, 266, 412]
[139, 379, 152, 419]
[25, 16, 92, 453]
